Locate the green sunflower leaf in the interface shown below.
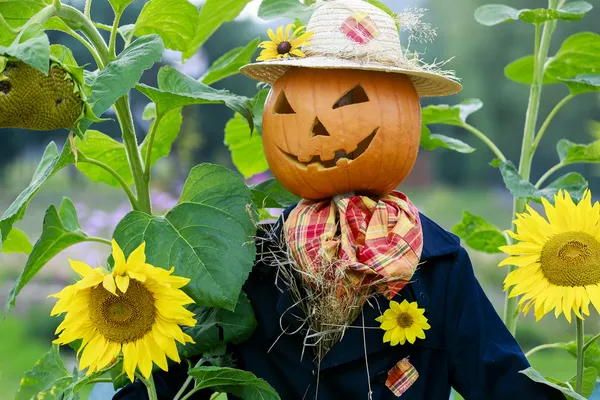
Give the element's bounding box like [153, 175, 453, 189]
[520, 368, 586, 400]
[0, 140, 74, 244]
[258, 0, 313, 22]
[16, 345, 72, 400]
[180, 292, 257, 358]
[137, 66, 253, 131]
[0, 227, 33, 254]
[561, 336, 600, 373]
[78, 34, 164, 134]
[421, 99, 483, 126]
[560, 74, 600, 95]
[557, 139, 600, 164]
[108, 0, 135, 14]
[250, 179, 300, 209]
[498, 161, 588, 203]
[474, 4, 520, 26]
[420, 125, 476, 154]
[201, 37, 260, 86]
[452, 211, 506, 253]
[112, 164, 256, 311]
[187, 366, 280, 400]
[6, 198, 92, 310]
[546, 32, 600, 85]
[185, 0, 254, 60]
[0, 24, 50, 74]
[0, 0, 49, 46]
[132, 0, 200, 54]
[225, 89, 270, 178]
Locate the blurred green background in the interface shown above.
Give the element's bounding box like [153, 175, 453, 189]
[0, 0, 598, 397]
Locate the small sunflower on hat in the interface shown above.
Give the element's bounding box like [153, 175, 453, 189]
[257, 24, 314, 61]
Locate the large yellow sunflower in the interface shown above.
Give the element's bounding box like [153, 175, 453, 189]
[376, 300, 430, 346]
[500, 190, 600, 322]
[257, 24, 313, 61]
[50, 240, 196, 381]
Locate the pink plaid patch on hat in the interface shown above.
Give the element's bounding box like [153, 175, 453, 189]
[341, 11, 380, 44]
[386, 358, 418, 397]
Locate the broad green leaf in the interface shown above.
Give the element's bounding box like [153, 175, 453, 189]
[137, 66, 253, 130]
[112, 164, 256, 310]
[518, 2, 592, 24]
[258, 0, 312, 22]
[420, 125, 475, 154]
[474, 4, 520, 26]
[0, 24, 50, 74]
[49, 44, 77, 66]
[538, 173, 588, 202]
[142, 102, 156, 120]
[225, 114, 268, 179]
[566, 368, 597, 399]
[251, 179, 300, 209]
[16, 345, 72, 400]
[560, 74, 600, 95]
[504, 55, 554, 85]
[0, 227, 32, 254]
[519, 368, 586, 400]
[185, 0, 253, 60]
[7, 198, 91, 309]
[79, 34, 164, 133]
[141, 108, 184, 167]
[63, 362, 120, 398]
[180, 292, 257, 358]
[0, 0, 49, 46]
[452, 211, 506, 253]
[499, 161, 588, 202]
[557, 138, 600, 164]
[187, 366, 280, 400]
[118, 24, 135, 43]
[422, 99, 483, 126]
[225, 90, 269, 178]
[201, 38, 260, 85]
[76, 109, 183, 189]
[108, 0, 134, 14]
[132, 0, 199, 54]
[563, 336, 600, 373]
[75, 130, 131, 188]
[365, 0, 394, 17]
[546, 32, 600, 84]
[0, 141, 74, 243]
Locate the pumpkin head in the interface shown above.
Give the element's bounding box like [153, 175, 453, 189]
[262, 68, 422, 200]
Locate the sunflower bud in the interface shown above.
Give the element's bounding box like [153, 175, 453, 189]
[0, 60, 84, 131]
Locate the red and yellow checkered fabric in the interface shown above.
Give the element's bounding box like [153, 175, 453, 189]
[283, 191, 423, 299]
[341, 11, 380, 45]
[386, 358, 419, 397]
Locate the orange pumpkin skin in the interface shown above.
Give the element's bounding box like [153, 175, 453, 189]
[262, 68, 422, 200]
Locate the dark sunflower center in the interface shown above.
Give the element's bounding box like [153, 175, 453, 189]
[89, 279, 155, 343]
[277, 41, 292, 54]
[540, 231, 600, 287]
[397, 312, 414, 328]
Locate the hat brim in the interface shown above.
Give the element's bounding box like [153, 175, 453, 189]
[240, 56, 462, 97]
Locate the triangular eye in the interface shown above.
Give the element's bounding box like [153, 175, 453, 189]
[273, 90, 296, 114]
[333, 84, 369, 109]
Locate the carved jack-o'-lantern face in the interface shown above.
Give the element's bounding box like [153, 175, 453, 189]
[262, 68, 422, 200]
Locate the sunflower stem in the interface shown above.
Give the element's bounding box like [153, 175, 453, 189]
[173, 358, 206, 400]
[137, 372, 158, 400]
[462, 123, 506, 162]
[576, 318, 585, 395]
[502, 0, 558, 335]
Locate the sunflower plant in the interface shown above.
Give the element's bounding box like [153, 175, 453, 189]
[0, 0, 287, 399]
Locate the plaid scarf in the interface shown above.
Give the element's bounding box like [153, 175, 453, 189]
[283, 191, 423, 299]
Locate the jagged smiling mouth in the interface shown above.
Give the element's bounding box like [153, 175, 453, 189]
[278, 128, 379, 169]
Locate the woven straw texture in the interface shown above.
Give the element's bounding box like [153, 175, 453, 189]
[241, 0, 462, 97]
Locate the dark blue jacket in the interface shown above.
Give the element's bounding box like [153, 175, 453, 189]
[114, 211, 562, 400]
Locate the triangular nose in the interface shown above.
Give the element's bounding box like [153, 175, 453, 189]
[310, 117, 330, 137]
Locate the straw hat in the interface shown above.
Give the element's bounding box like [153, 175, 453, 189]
[240, 0, 462, 97]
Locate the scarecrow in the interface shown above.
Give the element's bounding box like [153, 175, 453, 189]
[115, 1, 564, 399]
